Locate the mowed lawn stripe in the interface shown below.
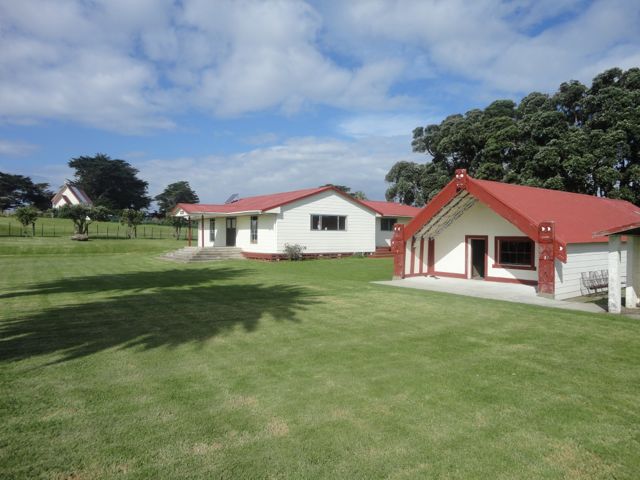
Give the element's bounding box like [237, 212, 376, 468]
[1, 240, 639, 479]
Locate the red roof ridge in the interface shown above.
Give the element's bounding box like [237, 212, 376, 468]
[173, 186, 383, 215]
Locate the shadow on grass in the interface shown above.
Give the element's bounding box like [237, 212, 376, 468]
[0, 268, 317, 363]
[0, 267, 251, 299]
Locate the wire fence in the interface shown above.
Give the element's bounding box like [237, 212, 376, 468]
[0, 221, 191, 240]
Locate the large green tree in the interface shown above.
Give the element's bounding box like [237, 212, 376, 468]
[0, 172, 52, 211]
[68, 154, 151, 210]
[387, 67, 640, 205]
[154, 181, 199, 216]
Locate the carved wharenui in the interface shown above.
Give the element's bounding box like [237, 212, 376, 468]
[391, 223, 405, 279]
[395, 171, 640, 299]
[537, 221, 555, 296]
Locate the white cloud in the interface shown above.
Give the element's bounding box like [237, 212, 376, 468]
[339, 113, 438, 138]
[0, 139, 38, 157]
[137, 136, 425, 203]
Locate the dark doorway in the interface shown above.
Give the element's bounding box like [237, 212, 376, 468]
[226, 217, 237, 246]
[470, 238, 486, 279]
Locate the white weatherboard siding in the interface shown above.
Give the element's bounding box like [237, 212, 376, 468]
[431, 202, 538, 282]
[554, 242, 627, 300]
[53, 185, 82, 207]
[275, 190, 376, 254]
[376, 217, 412, 247]
[198, 214, 277, 252]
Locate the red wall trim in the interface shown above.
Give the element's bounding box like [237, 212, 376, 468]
[464, 235, 489, 279]
[242, 251, 373, 261]
[419, 238, 425, 274]
[493, 236, 536, 270]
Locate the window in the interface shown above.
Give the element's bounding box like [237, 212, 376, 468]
[381, 218, 398, 231]
[250, 216, 258, 243]
[495, 237, 535, 269]
[310, 215, 346, 231]
[209, 218, 215, 242]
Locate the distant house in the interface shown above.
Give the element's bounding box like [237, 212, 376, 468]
[392, 169, 640, 300]
[173, 186, 420, 259]
[51, 183, 93, 209]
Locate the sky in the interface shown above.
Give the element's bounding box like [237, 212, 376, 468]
[1, 0, 639, 205]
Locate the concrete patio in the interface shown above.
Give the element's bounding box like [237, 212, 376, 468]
[374, 276, 605, 313]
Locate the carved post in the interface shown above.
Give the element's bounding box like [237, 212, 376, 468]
[455, 168, 468, 190]
[537, 221, 555, 297]
[391, 224, 406, 279]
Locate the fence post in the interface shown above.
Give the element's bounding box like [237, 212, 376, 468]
[151, 227, 154, 239]
[107, 225, 109, 239]
[117, 225, 120, 238]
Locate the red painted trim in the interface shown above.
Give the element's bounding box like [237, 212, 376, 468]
[401, 170, 567, 265]
[419, 238, 425, 274]
[465, 235, 489, 279]
[493, 236, 535, 270]
[242, 251, 374, 261]
[403, 180, 460, 240]
[410, 237, 416, 275]
[427, 238, 435, 274]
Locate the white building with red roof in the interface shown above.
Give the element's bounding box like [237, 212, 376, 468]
[173, 186, 420, 259]
[392, 169, 640, 300]
[51, 183, 93, 209]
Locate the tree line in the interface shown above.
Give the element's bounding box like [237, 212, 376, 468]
[1, 153, 199, 238]
[386, 67, 640, 206]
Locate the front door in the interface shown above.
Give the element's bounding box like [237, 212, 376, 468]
[226, 217, 237, 246]
[470, 238, 486, 279]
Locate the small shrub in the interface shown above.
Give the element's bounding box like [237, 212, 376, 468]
[284, 243, 306, 261]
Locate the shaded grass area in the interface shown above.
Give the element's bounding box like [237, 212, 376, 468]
[1, 239, 640, 479]
[0, 236, 185, 256]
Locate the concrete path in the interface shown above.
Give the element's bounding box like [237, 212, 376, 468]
[374, 276, 606, 314]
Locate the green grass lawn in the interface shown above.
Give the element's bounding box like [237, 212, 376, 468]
[1, 238, 639, 479]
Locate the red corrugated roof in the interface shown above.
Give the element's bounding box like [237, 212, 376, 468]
[403, 172, 640, 253]
[174, 186, 386, 215]
[472, 178, 640, 244]
[361, 200, 421, 217]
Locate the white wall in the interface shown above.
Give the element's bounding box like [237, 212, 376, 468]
[554, 242, 626, 300]
[276, 190, 376, 254]
[198, 214, 277, 252]
[427, 202, 538, 282]
[376, 216, 412, 247]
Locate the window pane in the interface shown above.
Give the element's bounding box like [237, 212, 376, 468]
[338, 216, 346, 230]
[311, 215, 320, 230]
[250, 216, 258, 243]
[499, 239, 533, 266]
[381, 218, 397, 231]
[209, 219, 215, 242]
[322, 215, 338, 230]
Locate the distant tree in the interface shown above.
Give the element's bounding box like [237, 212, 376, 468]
[120, 208, 145, 238]
[154, 181, 199, 216]
[388, 67, 640, 205]
[167, 216, 187, 239]
[320, 184, 368, 201]
[14, 206, 39, 236]
[351, 190, 368, 200]
[0, 172, 52, 211]
[57, 204, 94, 235]
[68, 153, 151, 210]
